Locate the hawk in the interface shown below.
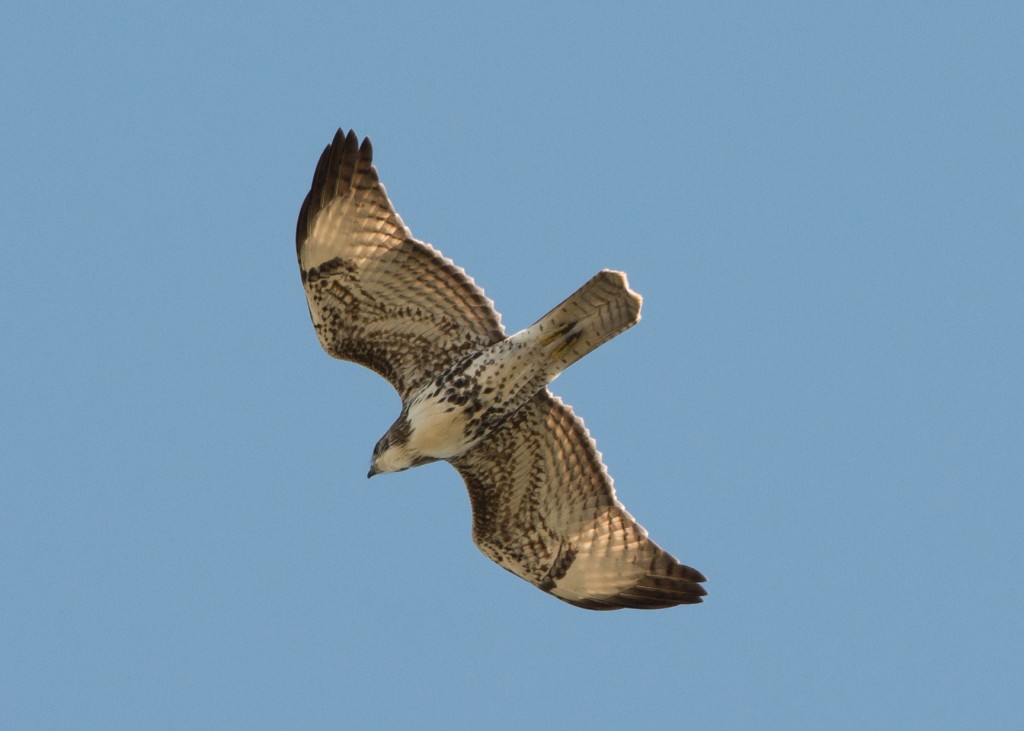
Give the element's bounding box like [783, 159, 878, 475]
[297, 129, 706, 610]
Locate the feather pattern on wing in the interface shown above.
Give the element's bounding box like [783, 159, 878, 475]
[297, 129, 707, 610]
[451, 390, 707, 610]
[297, 129, 504, 399]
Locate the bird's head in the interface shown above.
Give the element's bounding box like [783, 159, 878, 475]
[368, 433, 414, 477]
[367, 414, 435, 478]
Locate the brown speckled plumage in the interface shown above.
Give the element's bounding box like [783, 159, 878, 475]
[297, 129, 706, 610]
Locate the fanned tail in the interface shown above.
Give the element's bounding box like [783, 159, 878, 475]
[531, 270, 642, 372]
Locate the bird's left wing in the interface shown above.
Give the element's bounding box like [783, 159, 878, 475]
[451, 390, 707, 610]
[297, 129, 504, 400]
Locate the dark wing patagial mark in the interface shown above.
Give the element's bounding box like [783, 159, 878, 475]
[296, 129, 505, 399]
[451, 390, 707, 610]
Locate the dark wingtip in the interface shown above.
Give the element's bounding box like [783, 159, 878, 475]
[296, 128, 373, 258]
[549, 556, 708, 611]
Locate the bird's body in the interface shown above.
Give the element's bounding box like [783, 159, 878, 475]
[371, 269, 641, 473]
[297, 129, 706, 610]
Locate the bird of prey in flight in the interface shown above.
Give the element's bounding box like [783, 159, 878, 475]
[296, 129, 706, 610]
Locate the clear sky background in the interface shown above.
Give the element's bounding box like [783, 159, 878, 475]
[2, 3, 1021, 729]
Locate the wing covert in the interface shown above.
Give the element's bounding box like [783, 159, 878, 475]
[297, 129, 504, 398]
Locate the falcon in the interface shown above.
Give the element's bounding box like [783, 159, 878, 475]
[297, 129, 706, 610]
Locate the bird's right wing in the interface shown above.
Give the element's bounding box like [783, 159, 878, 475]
[297, 129, 505, 399]
[451, 390, 707, 610]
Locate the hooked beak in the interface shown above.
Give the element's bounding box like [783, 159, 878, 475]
[367, 466, 378, 479]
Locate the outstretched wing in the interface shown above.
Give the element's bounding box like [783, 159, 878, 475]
[297, 129, 504, 400]
[451, 390, 706, 610]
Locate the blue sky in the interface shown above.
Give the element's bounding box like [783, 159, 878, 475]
[2, 2, 1021, 728]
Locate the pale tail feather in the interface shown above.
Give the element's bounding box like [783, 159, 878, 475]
[531, 270, 642, 372]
